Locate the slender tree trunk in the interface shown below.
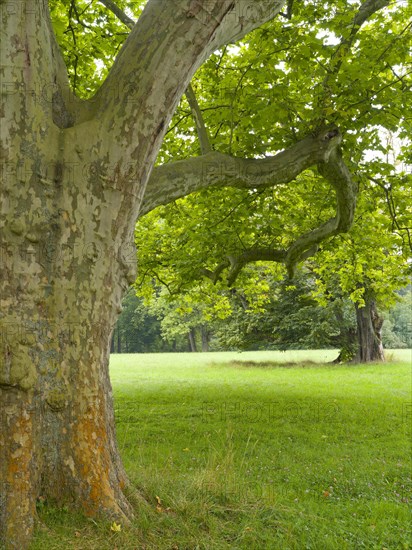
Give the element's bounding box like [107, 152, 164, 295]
[201, 326, 210, 352]
[117, 326, 122, 354]
[355, 299, 385, 362]
[188, 329, 197, 352]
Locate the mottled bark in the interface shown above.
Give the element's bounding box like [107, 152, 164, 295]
[142, 129, 343, 216]
[0, 2, 286, 548]
[1, 0, 392, 547]
[355, 299, 385, 362]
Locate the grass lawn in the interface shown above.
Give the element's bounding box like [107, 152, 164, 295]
[33, 350, 411, 549]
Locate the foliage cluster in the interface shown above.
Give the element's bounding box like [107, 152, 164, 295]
[135, 0, 411, 343]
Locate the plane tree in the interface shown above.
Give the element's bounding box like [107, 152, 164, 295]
[0, 0, 409, 548]
[312, 169, 411, 362]
[136, 0, 411, 361]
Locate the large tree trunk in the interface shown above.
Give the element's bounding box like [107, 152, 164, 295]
[0, 152, 135, 546]
[355, 299, 385, 362]
[1, 2, 287, 548]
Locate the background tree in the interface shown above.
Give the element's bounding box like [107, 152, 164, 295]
[111, 288, 169, 353]
[208, 270, 359, 354]
[136, 165, 411, 361]
[135, 264, 359, 354]
[312, 163, 411, 361]
[143, 288, 215, 352]
[384, 286, 412, 348]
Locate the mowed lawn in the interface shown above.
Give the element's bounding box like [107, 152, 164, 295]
[33, 350, 411, 549]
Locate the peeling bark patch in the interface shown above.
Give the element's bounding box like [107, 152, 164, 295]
[53, 161, 64, 188]
[9, 219, 25, 235]
[154, 118, 166, 141]
[186, 0, 204, 18]
[45, 387, 68, 411]
[0, 340, 37, 391]
[0, 400, 36, 548]
[52, 90, 75, 129]
[70, 387, 124, 518]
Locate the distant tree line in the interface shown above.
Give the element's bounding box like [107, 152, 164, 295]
[111, 280, 411, 355]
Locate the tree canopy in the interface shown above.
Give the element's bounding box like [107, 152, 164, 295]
[1, 1, 411, 547]
[51, 0, 412, 283]
[134, 0, 411, 315]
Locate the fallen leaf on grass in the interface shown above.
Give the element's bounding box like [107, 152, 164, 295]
[155, 494, 173, 513]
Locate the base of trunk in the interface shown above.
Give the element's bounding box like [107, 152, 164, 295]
[0, 330, 133, 550]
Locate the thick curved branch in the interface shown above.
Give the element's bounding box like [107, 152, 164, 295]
[201, 248, 287, 285]
[226, 249, 287, 285]
[141, 128, 341, 216]
[99, 0, 135, 29]
[97, 0, 213, 159]
[94, 0, 286, 135]
[284, 147, 357, 276]
[199, 142, 357, 284]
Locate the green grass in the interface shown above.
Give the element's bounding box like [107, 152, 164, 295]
[33, 350, 412, 549]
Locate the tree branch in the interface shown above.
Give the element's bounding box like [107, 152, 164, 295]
[92, 0, 286, 158]
[96, 2, 213, 156]
[352, 0, 390, 30]
[141, 128, 342, 216]
[185, 84, 213, 154]
[201, 248, 288, 285]
[319, 0, 391, 121]
[332, 0, 391, 73]
[368, 176, 412, 253]
[194, 136, 357, 284]
[284, 146, 357, 276]
[98, 0, 135, 29]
